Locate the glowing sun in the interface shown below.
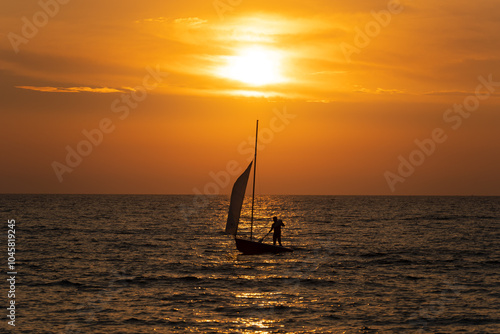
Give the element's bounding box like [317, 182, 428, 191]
[219, 46, 285, 86]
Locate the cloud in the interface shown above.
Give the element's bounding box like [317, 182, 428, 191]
[375, 88, 405, 94]
[310, 70, 347, 75]
[4, 1, 500, 101]
[423, 90, 500, 97]
[138, 16, 207, 27]
[352, 86, 405, 95]
[173, 17, 208, 26]
[15, 86, 130, 93]
[131, 13, 349, 98]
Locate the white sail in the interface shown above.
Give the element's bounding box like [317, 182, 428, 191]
[225, 161, 253, 236]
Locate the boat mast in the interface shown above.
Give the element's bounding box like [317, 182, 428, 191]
[250, 120, 258, 240]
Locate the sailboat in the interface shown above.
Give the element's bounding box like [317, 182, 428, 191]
[225, 120, 293, 255]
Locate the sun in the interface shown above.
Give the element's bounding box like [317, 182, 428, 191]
[219, 46, 285, 86]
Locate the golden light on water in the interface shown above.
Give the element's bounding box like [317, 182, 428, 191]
[235, 292, 283, 299]
[232, 318, 274, 333]
[218, 46, 286, 86]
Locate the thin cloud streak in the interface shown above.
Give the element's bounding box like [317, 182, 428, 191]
[15, 86, 131, 93]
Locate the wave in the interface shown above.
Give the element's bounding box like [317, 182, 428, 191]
[123, 317, 190, 326]
[29, 279, 84, 288]
[408, 315, 500, 326]
[359, 251, 390, 258]
[213, 304, 299, 316]
[402, 214, 498, 221]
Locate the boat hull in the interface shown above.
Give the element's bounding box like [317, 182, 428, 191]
[235, 237, 293, 255]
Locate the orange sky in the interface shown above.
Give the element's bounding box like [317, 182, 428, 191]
[1, 0, 499, 195]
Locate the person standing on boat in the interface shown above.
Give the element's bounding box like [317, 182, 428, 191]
[270, 216, 285, 246]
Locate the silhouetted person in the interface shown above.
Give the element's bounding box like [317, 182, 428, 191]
[270, 216, 285, 246]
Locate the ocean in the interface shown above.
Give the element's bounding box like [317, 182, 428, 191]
[2, 195, 499, 333]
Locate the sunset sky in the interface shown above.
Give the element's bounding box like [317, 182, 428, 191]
[1, 0, 499, 195]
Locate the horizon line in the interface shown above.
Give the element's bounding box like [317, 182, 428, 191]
[1, 193, 498, 197]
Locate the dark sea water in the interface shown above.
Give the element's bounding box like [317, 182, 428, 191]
[1, 195, 499, 333]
